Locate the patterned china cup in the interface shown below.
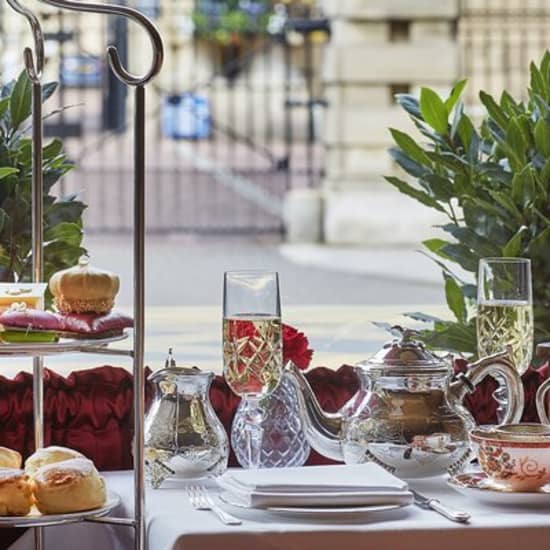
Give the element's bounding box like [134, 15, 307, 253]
[470, 428, 550, 492]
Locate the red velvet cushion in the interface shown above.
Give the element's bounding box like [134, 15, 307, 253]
[0, 309, 133, 336]
[0, 309, 63, 331]
[61, 311, 134, 334]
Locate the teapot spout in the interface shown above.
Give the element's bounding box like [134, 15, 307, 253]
[284, 362, 344, 462]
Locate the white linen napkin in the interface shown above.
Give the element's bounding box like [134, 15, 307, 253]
[217, 463, 413, 508]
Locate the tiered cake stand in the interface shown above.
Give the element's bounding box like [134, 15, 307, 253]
[3, 1, 164, 549]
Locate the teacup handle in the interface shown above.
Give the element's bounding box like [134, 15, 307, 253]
[536, 378, 550, 424]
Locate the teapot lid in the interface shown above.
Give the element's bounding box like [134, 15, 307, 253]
[148, 348, 210, 379]
[358, 326, 450, 375]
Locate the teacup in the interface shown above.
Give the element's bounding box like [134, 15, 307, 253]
[496, 423, 550, 437]
[470, 427, 550, 492]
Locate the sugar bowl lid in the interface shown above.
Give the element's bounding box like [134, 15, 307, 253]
[357, 326, 450, 375]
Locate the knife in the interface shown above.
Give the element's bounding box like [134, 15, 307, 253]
[411, 489, 471, 523]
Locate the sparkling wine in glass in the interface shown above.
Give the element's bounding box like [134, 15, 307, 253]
[223, 271, 282, 467]
[477, 258, 533, 421]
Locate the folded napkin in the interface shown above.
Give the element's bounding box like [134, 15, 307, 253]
[217, 463, 413, 508]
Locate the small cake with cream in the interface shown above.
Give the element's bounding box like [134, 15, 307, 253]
[0, 469, 33, 516]
[32, 458, 106, 514]
[25, 446, 84, 477]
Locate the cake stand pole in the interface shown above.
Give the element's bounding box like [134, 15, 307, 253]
[4, 2, 46, 548]
[36, 2, 163, 549]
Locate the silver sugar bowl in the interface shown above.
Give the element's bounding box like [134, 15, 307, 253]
[144, 350, 228, 488]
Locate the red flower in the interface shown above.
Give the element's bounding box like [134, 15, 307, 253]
[283, 324, 314, 371]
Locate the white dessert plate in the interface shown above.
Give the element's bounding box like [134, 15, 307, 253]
[0, 491, 121, 528]
[220, 491, 405, 520]
[448, 473, 550, 506]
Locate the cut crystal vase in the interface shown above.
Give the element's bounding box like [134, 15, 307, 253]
[231, 373, 310, 468]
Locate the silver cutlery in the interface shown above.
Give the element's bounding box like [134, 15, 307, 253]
[187, 485, 242, 525]
[412, 489, 471, 523]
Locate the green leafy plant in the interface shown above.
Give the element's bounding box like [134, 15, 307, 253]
[0, 71, 86, 286]
[192, 0, 272, 45]
[386, 52, 550, 356]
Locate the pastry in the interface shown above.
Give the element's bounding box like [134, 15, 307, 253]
[0, 447, 22, 469]
[25, 446, 84, 476]
[0, 469, 33, 516]
[49, 256, 120, 314]
[0, 283, 47, 313]
[32, 458, 106, 514]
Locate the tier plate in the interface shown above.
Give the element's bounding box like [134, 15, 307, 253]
[0, 333, 129, 357]
[0, 491, 121, 528]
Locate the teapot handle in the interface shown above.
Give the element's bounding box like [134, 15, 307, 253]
[450, 351, 524, 425]
[536, 378, 550, 425]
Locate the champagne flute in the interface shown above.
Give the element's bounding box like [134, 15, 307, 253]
[477, 258, 533, 422]
[223, 271, 282, 468]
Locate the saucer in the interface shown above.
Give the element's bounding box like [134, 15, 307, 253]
[448, 472, 550, 506]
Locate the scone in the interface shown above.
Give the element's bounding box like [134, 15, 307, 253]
[25, 446, 84, 476]
[32, 458, 106, 514]
[0, 469, 32, 516]
[0, 447, 22, 469]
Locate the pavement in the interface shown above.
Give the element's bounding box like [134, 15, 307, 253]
[0, 235, 452, 378]
[85, 234, 447, 307]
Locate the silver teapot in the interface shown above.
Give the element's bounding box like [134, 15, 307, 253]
[286, 328, 525, 478]
[144, 350, 228, 488]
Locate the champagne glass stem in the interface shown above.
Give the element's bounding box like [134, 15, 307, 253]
[244, 397, 264, 469]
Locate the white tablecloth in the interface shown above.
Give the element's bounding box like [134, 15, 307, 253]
[8, 470, 550, 550]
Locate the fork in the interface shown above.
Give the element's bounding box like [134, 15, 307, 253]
[187, 485, 242, 525]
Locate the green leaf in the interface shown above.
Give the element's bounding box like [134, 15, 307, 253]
[445, 79, 468, 112]
[422, 174, 454, 201]
[0, 209, 7, 234]
[389, 128, 432, 167]
[479, 90, 508, 130]
[0, 97, 9, 119]
[395, 94, 423, 119]
[10, 71, 32, 130]
[384, 176, 446, 213]
[456, 111, 476, 151]
[44, 222, 83, 247]
[423, 238, 453, 259]
[534, 118, 550, 156]
[0, 168, 18, 180]
[41, 82, 58, 103]
[421, 321, 477, 354]
[440, 243, 479, 272]
[440, 224, 501, 257]
[502, 225, 527, 256]
[530, 61, 547, 99]
[404, 311, 444, 324]
[388, 148, 430, 178]
[444, 275, 467, 323]
[419, 87, 449, 135]
[505, 118, 527, 169]
[43, 139, 63, 161]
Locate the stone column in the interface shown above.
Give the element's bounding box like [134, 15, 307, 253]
[285, 0, 459, 244]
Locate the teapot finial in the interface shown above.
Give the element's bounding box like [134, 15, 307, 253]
[165, 348, 176, 368]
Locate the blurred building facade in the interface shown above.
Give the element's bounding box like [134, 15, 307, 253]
[0, 0, 548, 243]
